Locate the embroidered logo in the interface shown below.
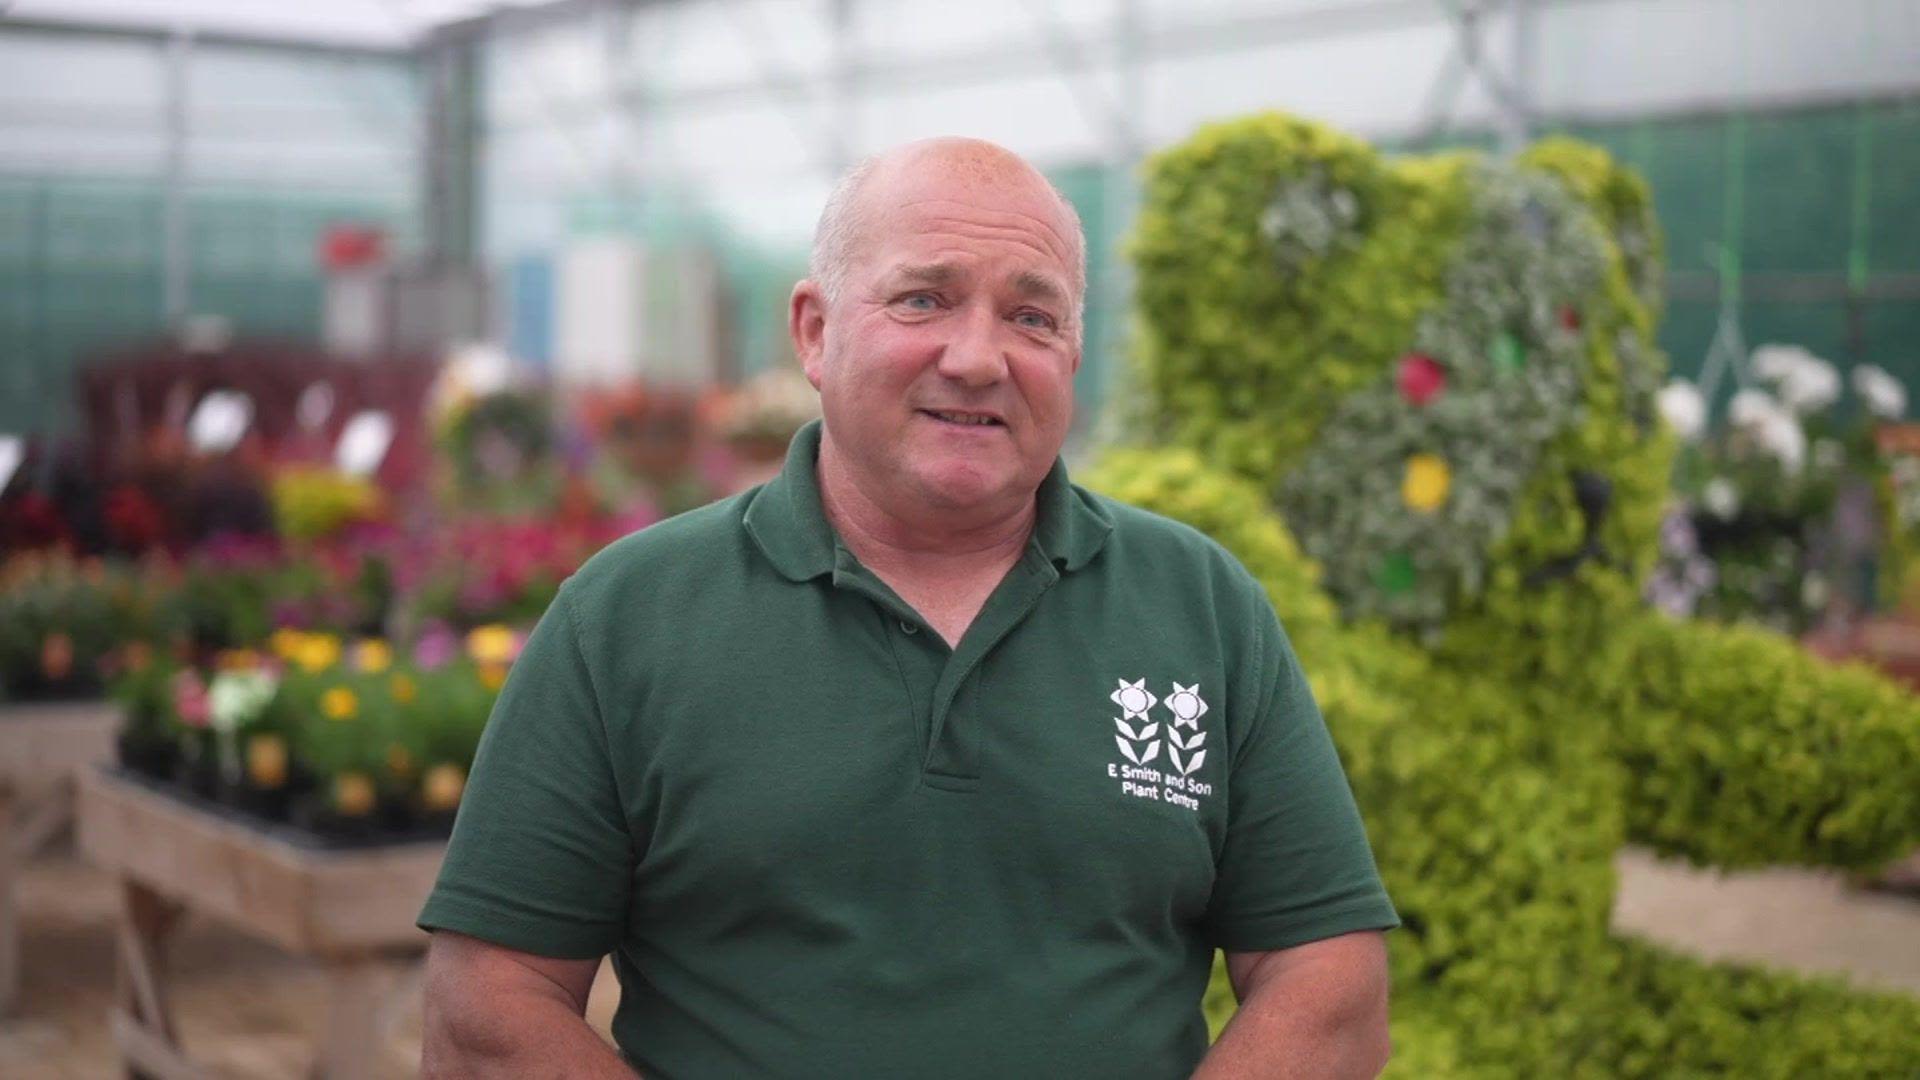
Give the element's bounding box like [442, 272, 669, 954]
[1105, 677, 1214, 811]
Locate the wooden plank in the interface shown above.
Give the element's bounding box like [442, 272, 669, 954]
[10, 781, 73, 861]
[110, 1007, 214, 1080]
[78, 767, 443, 955]
[312, 956, 401, 1079]
[0, 791, 16, 1016]
[0, 699, 120, 795]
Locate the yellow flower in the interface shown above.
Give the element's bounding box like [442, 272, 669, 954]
[478, 662, 508, 692]
[354, 638, 393, 673]
[247, 734, 288, 789]
[386, 743, 415, 778]
[295, 634, 342, 674]
[320, 686, 359, 721]
[466, 625, 518, 666]
[216, 648, 262, 671]
[422, 763, 467, 812]
[389, 673, 417, 704]
[270, 628, 308, 662]
[333, 772, 376, 817]
[1402, 453, 1451, 513]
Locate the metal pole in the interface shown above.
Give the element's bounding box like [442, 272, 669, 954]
[1504, 0, 1535, 154]
[161, 28, 192, 327]
[829, 0, 855, 175]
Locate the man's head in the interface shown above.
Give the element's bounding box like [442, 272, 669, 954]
[790, 137, 1087, 531]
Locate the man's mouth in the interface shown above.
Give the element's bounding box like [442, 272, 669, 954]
[918, 408, 1004, 428]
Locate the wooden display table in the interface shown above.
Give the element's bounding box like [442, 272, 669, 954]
[76, 766, 447, 1079]
[0, 698, 120, 1015]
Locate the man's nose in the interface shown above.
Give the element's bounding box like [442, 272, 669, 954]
[935, 305, 1009, 387]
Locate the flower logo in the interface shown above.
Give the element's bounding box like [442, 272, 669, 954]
[1110, 677, 1157, 720]
[1165, 682, 1209, 728]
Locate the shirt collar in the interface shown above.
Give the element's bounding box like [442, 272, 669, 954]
[743, 418, 1112, 582]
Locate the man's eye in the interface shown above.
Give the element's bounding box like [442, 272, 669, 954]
[1014, 310, 1056, 331]
[898, 293, 938, 311]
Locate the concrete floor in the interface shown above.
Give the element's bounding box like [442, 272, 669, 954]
[1, 844, 1916, 1077]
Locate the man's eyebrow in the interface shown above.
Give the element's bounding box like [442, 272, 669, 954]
[885, 262, 962, 287]
[1010, 270, 1068, 309]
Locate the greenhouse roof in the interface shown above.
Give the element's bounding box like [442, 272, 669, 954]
[4, 0, 558, 49]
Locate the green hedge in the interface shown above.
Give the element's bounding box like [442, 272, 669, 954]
[1093, 111, 1920, 1076]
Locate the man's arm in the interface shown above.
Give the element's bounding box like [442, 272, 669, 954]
[421, 930, 637, 1079]
[1191, 931, 1391, 1080]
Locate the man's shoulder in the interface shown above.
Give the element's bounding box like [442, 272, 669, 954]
[564, 490, 756, 604]
[1077, 484, 1256, 585]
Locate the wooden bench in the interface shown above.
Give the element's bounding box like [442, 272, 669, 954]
[0, 699, 120, 1015]
[76, 765, 447, 1079]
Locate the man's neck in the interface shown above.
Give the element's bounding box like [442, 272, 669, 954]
[815, 435, 1036, 584]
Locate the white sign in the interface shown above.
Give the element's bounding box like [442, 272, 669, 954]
[335, 410, 394, 477]
[187, 390, 253, 454]
[0, 435, 22, 493]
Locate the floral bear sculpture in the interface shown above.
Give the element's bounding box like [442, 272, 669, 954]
[1088, 113, 1920, 1076]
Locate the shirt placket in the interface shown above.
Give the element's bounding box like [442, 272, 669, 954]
[833, 544, 1060, 791]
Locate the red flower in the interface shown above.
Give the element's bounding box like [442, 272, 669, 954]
[1397, 353, 1447, 407]
[1560, 306, 1581, 332]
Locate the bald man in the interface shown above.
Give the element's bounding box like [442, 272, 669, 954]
[419, 138, 1398, 1079]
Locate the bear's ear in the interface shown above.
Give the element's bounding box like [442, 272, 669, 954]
[1519, 137, 1665, 317]
[1128, 111, 1473, 486]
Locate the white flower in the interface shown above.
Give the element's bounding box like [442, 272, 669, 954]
[1852, 364, 1907, 419]
[1750, 343, 1839, 414]
[1704, 478, 1741, 520]
[1757, 411, 1807, 473]
[1801, 572, 1829, 611]
[1751, 343, 1816, 384]
[1656, 380, 1707, 442]
[207, 670, 279, 735]
[1729, 388, 1783, 429]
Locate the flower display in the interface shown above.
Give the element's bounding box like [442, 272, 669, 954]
[320, 686, 359, 721]
[1750, 344, 1841, 415]
[1656, 380, 1707, 442]
[1853, 364, 1907, 419]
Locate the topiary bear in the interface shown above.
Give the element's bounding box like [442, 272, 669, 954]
[1084, 113, 1920, 1076]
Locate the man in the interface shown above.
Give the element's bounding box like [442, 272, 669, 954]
[419, 137, 1397, 1079]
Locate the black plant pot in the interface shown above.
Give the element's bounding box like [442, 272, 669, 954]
[116, 730, 179, 781]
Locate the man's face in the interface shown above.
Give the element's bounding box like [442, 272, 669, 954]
[796, 159, 1082, 523]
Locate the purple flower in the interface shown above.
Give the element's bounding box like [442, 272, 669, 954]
[413, 622, 458, 670]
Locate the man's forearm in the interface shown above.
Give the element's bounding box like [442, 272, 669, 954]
[423, 988, 637, 1079]
[1190, 952, 1391, 1080]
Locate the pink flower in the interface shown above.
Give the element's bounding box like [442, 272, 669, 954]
[172, 669, 211, 728]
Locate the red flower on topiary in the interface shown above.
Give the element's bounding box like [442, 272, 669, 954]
[1398, 353, 1447, 406]
[1560, 306, 1581, 332]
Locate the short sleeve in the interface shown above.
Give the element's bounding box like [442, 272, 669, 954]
[1203, 603, 1399, 953]
[417, 585, 634, 959]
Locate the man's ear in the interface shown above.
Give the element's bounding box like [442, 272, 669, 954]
[790, 280, 829, 390]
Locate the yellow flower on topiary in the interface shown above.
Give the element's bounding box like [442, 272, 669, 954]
[320, 686, 359, 721]
[1402, 454, 1451, 513]
[389, 673, 417, 704]
[478, 662, 508, 692]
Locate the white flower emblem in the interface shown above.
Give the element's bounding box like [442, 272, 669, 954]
[1110, 677, 1157, 720]
[1164, 682, 1209, 729]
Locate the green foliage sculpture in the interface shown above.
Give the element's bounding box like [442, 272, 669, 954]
[1086, 113, 1920, 1076]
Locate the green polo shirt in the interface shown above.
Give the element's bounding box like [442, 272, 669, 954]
[419, 420, 1396, 1079]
